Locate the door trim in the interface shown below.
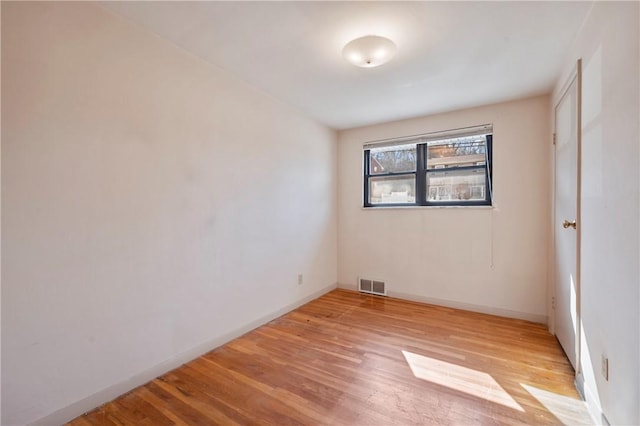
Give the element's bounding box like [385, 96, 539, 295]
[575, 58, 582, 378]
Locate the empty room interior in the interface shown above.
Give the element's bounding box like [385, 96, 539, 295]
[2, 1, 639, 425]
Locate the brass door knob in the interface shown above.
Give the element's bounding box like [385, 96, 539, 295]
[562, 220, 577, 229]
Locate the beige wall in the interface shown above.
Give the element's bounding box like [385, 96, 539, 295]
[6, 1, 637, 424]
[337, 95, 551, 321]
[1, 3, 337, 424]
[552, 2, 639, 424]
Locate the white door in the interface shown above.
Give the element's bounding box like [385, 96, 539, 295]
[554, 73, 579, 369]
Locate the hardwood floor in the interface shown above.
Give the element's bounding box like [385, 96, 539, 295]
[68, 289, 593, 425]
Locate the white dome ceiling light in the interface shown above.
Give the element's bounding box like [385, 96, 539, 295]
[342, 35, 397, 68]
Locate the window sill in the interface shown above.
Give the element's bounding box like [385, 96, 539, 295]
[361, 204, 495, 210]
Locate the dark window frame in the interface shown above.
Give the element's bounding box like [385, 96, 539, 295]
[363, 134, 493, 207]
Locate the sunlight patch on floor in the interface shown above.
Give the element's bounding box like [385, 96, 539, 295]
[521, 383, 594, 425]
[402, 350, 523, 412]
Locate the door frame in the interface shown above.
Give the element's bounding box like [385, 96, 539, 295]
[551, 58, 582, 379]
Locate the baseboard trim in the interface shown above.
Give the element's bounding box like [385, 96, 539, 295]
[575, 371, 586, 400]
[576, 372, 604, 425]
[337, 283, 547, 324]
[31, 283, 337, 426]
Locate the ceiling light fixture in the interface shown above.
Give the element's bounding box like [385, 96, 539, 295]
[342, 35, 396, 68]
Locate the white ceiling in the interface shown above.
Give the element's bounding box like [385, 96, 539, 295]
[101, 1, 593, 130]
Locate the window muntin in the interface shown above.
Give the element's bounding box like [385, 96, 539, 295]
[363, 128, 492, 207]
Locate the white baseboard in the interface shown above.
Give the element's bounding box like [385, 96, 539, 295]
[337, 283, 547, 324]
[576, 372, 604, 425]
[32, 283, 337, 426]
[575, 371, 586, 400]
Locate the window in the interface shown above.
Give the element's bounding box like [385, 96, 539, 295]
[363, 125, 493, 207]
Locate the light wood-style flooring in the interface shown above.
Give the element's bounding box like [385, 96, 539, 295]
[68, 289, 593, 425]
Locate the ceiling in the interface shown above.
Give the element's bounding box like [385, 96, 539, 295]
[101, 1, 593, 130]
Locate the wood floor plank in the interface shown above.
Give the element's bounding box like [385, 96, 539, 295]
[112, 391, 176, 425]
[66, 415, 96, 426]
[68, 289, 593, 425]
[136, 387, 190, 426]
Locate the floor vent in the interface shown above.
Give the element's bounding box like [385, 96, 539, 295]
[358, 277, 387, 296]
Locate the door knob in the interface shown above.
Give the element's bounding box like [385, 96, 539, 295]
[562, 220, 577, 229]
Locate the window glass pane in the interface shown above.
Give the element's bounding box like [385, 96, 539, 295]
[426, 168, 486, 202]
[369, 174, 416, 204]
[369, 143, 417, 174]
[427, 136, 487, 169]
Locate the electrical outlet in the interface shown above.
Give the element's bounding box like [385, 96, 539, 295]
[297, 274, 303, 285]
[551, 297, 556, 309]
[601, 355, 609, 380]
